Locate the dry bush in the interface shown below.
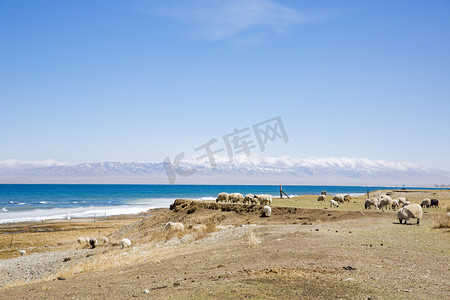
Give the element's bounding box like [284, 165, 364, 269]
[432, 213, 450, 229]
[248, 230, 261, 247]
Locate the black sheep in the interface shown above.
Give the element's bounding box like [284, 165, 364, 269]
[430, 199, 439, 208]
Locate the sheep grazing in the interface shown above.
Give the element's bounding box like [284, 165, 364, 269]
[397, 204, 423, 225]
[88, 238, 98, 248]
[121, 238, 131, 249]
[330, 199, 339, 208]
[243, 194, 254, 205]
[100, 236, 109, 245]
[391, 199, 399, 210]
[332, 194, 345, 203]
[430, 199, 439, 208]
[378, 196, 393, 210]
[263, 206, 272, 217]
[216, 192, 229, 203]
[317, 195, 326, 202]
[192, 224, 207, 232]
[165, 222, 185, 232]
[229, 193, 244, 204]
[421, 199, 431, 208]
[396, 197, 407, 206]
[344, 195, 352, 202]
[254, 194, 273, 206]
[19, 250, 26, 256]
[76, 237, 87, 245]
[365, 198, 378, 209]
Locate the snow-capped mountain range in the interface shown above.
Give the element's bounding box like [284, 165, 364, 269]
[0, 155, 449, 186]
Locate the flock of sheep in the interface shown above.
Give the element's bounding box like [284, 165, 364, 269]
[216, 192, 272, 217]
[318, 193, 441, 225]
[216, 192, 273, 206]
[76, 236, 132, 249]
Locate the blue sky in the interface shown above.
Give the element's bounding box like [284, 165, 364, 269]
[1, 0, 449, 170]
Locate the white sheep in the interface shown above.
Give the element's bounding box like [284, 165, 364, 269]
[378, 196, 393, 210]
[365, 198, 378, 209]
[397, 204, 423, 225]
[19, 250, 26, 256]
[395, 197, 407, 206]
[229, 193, 244, 204]
[263, 206, 272, 217]
[255, 194, 272, 206]
[330, 199, 339, 207]
[332, 194, 345, 203]
[76, 237, 87, 245]
[402, 201, 411, 207]
[421, 199, 431, 208]
[216, 192, 229, 203]
[165, 222, 185, 232]
[121, 238, 131, 249]
[317, 195, 326, 201]
[243, 194, 254, 204]
[100, 236, 109, 245]
[391, 199, 399, 210]
[192, 224, 207, 232]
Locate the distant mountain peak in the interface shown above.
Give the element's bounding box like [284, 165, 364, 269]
[0, 156, 448, 185]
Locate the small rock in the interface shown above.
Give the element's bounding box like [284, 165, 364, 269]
[315, 229, 319, 231]
[343, 266, 356, 271]
[57, 277, 66, 280]
[143, 289, 150, 294]
[173, 282, 180, 287]
[343, 278, 354, 282]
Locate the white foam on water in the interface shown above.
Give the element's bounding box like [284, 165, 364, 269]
[39, 201, 48, 204]
[0, 203, 171, 224]
[1, 208, 7, 212]
[196, 196, 216, 201]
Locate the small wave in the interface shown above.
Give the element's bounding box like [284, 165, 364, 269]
[72, 201, 78, 204]
[1, 208, 7, 212]
[17, 203, 26, 205]
[39, 201, 48, 204]
[9, 201, 14, 204]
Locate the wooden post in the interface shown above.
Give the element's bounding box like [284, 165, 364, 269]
[10, 234, 14, 247]
[280, 185, 283, 198]
[367, 189, 370, 199]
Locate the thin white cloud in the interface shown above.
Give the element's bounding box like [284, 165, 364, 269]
[153, 0, 307, 40]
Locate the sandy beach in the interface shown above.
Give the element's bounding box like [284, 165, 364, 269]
[1, 189, 449, 299]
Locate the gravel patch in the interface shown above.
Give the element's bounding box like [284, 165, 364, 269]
[0, 249, 93, 287]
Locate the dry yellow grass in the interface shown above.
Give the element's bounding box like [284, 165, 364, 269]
[247, 229, 261, 247]
[432, 213, 450, 229]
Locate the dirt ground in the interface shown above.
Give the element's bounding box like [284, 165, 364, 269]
[1, 190, 449, 299]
